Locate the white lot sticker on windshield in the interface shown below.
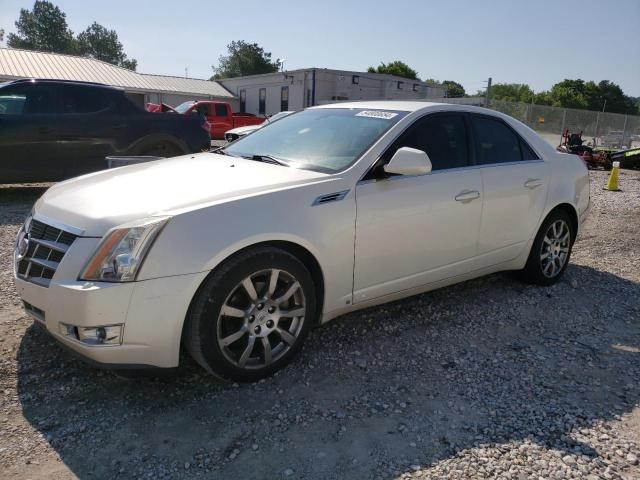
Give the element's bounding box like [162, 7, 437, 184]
[355, 110, 398, 120]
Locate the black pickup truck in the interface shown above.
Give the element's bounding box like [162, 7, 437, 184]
[0, 79, 211, 183]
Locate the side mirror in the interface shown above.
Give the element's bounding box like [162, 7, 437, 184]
[383, 147, 432, 176]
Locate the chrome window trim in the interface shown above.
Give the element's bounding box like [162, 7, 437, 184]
[357, 159, 546, 185]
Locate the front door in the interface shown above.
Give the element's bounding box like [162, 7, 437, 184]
[353, 113, 482, 303]
[0, 82, 61, 182]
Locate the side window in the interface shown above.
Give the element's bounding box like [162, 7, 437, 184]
[1, 85, 57, 115]
[391, 114, 469, 171]
[471, 115, 524, 164]
[60, 86, 112, 114]
[280, 86, 289, 111]
[214, 103, 227, 117]
[197, 104, 211, 117]
[0, 87, 27, 115]
[520, 139, 539, 160]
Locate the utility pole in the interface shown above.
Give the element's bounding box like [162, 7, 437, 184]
[185, 67, 188, 79]
[485, 77, 492, 107]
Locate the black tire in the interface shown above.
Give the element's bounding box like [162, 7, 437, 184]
[138, 141, 183, 158]
[184, 246, 317, 382]
[520, 209, 575, 286]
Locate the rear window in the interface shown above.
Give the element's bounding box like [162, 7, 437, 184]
[60, 86, 112, 114]
[215, 103, 227, 116]
[471, 115, 538, 164]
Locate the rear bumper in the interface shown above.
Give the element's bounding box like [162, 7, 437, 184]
[15, 270, 209, 369]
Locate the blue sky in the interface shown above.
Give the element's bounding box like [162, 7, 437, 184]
[1, 0, 639, 96]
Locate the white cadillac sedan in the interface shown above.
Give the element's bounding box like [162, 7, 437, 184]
[14, 102, 590, 381]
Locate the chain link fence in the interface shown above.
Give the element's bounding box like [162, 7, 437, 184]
[432, 97, 640, 149]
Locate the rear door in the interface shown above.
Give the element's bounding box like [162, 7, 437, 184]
[0, 83, 60, 182]
[56, 85, 123, 178]
[471, 114, 550, 266]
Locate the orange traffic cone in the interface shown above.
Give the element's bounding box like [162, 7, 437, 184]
[604, 161, 621, 191]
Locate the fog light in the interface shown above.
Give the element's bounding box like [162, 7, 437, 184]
[60, 323, 123, 345]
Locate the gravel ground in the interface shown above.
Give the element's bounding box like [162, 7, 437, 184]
[0, 170, 639, 480]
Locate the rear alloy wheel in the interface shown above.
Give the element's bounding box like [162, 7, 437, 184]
[521, 210, 575, 285]
[539, 220, 571, 279]
[184, 247, 316, 381]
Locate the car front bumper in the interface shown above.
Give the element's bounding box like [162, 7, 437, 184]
[15, 266, 209, 369]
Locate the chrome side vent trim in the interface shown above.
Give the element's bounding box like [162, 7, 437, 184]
[312, 190, 350, 206]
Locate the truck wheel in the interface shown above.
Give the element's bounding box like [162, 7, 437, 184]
[520, 210, 575, 286]
[184, 246, 316, 382]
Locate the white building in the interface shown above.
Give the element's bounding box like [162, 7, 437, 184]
[219, 68, 446, 116]
[0, 48, 237, 109]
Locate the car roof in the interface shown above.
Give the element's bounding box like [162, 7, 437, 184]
[2, 78, 120, 90]
[313, 100, 446, 112]
[312, 100, 496, 115]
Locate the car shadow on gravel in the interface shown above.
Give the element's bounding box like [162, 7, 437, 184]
[15, 264, 640, 479]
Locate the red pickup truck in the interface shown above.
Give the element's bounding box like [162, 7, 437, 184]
[173, 101, 265, 139]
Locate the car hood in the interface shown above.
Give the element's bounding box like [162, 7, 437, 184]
[34, 153, 330, 236]
[227, 124, 262, 136]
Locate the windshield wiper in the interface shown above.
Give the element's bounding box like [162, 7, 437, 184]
[248, 154, 290, 167]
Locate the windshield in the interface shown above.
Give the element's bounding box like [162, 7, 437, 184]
[174, 101, 195, 114]
[224, 108, 406, 172]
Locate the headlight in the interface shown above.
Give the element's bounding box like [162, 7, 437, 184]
[79, 217, 170, 282]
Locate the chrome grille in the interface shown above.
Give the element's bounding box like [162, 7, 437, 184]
[16, 219, 77, 287]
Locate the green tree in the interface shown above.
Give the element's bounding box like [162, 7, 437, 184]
[77, 22, 137, 70]
[367, 61, 418, 80]
[489, 83, 535, 103]
[538, 79, 636, 114]
[545, 79, 589, 109]
[212, 41, 279, 79]
[442, 80, 465, 98]
[593, 80, 637, 114]
[0, 28, 4, 43]
[7, 1, 76, 54]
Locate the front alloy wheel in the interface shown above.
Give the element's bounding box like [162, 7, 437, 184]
[217, 269, 306, 369]
[184, 246, 316, 381]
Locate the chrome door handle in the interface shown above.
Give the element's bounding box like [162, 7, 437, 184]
[524, 178, 543, 189]
[455, 190, 480, 203]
